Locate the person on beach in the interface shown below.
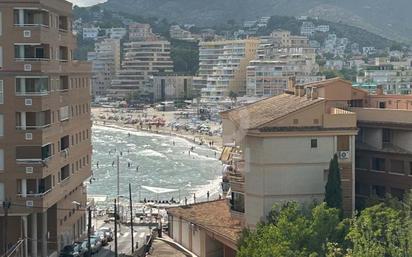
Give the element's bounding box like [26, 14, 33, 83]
[128, 133, 130, 137]
[120, 151, 123, 156]
[136, 166, 139, 172]
[184, 197, 187, 205]
[96, 161, 99, 168]
[193, 193, 196, 203]
[172, 141, 175, 146]
[128, 162, 131, 168]
[214, 152, 217, 158]
[112, 161, 115, 167]
[207, 191, 210, 201]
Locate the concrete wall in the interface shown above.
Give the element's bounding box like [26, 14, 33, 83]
[181, 220, 191, 250]
[205, 233, 223, 257]
[363, 128, 382, 149]
[172, 216, 180, 243]
[191, 225, 201, 256]
[245, 135, 339, 225]
[392, 130, 412, 152]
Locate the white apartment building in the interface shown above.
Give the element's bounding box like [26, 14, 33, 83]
[82, 27, 99, 39]
[151, 75, 193, 102]
[109, 40, 173, 101]
[169, 25, 195, 41]
[301, 21, 315, 36]
[88, 39, 121, 97]
[246, 58, 324, 97]
[199, 39, 260, 101]
[108, 27, 127, 39]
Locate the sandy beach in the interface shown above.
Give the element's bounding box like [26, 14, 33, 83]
[91, 107, 223, 151]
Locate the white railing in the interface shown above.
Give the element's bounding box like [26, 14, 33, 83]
[15, 91, 49, 96]
[14, 23, 49, 28]
[14, 57, 49, 62]
[16, 124, 51, 130]
[17, 188, 52, 198]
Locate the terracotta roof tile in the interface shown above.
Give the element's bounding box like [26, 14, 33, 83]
[167, 200, 243, 243]
[222, 93, 324, 130]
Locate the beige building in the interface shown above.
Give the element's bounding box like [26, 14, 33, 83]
[0, 0, 92, 256]
[128, 23, 157, 41]
[88, 38, 121, 98]
[199, 39, 260, 101]
[109, 40, 173, 101]
[151, 75, 193, 102]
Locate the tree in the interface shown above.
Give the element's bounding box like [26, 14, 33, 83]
[237, 202, 345, 257]
[347, 203, 411, 257]
[229, 91, 238, 103]
[325, 154, 343, 212]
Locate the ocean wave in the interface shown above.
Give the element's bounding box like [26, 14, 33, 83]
[137, 149, 167, 159]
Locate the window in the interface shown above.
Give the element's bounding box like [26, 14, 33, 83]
[372, 185, 386, 198]
[372, 158, 386, 171]
[0, 149, 4, 170]
[0, 114, 3, 136]
[382, 129, 392, 143]
[311, 139, 318, 148]
[390, 160, 404, 174]
[293, 119, 299, 124]
[410, 162, 412, 175]
[337, 135, 350, 151]
[0, 80, 3, 104]
[230, 192, 245, 213]
[0, 47, 3, 69]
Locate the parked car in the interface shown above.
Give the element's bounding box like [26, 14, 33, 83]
[99, 227, 113, 242]
[94, 230, 108, 246]
[59, 243, 83, 257]
[81, 236, 102, 254]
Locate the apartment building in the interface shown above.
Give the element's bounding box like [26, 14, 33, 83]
[261, 30, 310, 49]
[0, 0, 92, 256]
[88, 39, 121, 98]
[128, 23, 157, 41]
[169, 25, 196, 41]
[199, 39, 260, 101]
[151, 75, 193, 102]
[246, 57, 324, 97]
[109, 41, 173, 101]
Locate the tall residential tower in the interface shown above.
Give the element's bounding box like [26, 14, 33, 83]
[0, 0, 92, 256]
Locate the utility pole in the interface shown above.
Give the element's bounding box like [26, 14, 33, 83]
[3, 200, 11, 255]
[116, 154, 121, 232]
[114, 199, 118, 257]
[128, 183, 134, 253]
[87, 206, 92, 257]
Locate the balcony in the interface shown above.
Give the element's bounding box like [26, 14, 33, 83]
[58, 16, 69, 32]
[58, 76, 69, 92]
[17, 176, 52, 198]
[59, 46, 69, 62]
[16, 144, 52, 164]
[60, 164, 70, 183]
[15, 77, 49, 96]
[16, 110, 51, 130]
[14, 44, 50, 62]
[13, 8, 49, 28]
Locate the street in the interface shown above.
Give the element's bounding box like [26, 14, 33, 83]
[93, 223, 152, 257]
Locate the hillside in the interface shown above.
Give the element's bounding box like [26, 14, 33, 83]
[99, 0, 412, 43]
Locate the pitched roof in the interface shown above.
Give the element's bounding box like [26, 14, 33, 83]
[221, 93, 324, 130]
[303, 77, 350, 88]
[167, 200, 243, 243]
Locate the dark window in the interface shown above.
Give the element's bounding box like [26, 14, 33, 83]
[410, 162, 412, 175]
[355, 182, 370, 196]
[372, 158, 386, 171]
[372, 185, 386, 198]
[379, 102, 386, 109]
[382, 129, 392, 143]
[311, 139, 318, 148]
[230, 192, 245, 213]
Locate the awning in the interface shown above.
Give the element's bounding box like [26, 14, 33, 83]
[219, 146, 234, 162]
[141, 185, 179, 194]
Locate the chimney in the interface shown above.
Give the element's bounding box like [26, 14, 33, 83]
[311, 88, 319, 100]
[295, 85, 305, 97]
[288, 76, 296, 92]
[376, 85, 384, 95]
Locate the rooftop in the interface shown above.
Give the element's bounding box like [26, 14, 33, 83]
[221, 93, 324, 130]
[167, 200, 243, 243]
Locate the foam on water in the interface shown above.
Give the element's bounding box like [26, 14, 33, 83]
[90, 126, 223, 204]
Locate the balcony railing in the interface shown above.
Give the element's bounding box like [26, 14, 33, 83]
[15, 91, 49, 96]
[16, 124, 51, 130]
[17, 188, 52, 198]
[14, 57, 49, 62]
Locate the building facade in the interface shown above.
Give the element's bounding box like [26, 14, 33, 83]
[109, 40, 173, 101]
[0, 0, 92, 256]
[199, 39, 260, 101]
[88, 39, 121, 98]
[128, 23, 157, 41]
[151, 75, 193, 102]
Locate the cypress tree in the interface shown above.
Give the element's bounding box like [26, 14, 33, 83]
[325, 154, 343, 211]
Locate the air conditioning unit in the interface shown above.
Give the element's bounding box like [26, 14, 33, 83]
[24, 64, 32, 71]
[23, 30, 31, 38]
[25, 133, 33, 140]
[26, 200, 34, 207]
[26, 167, 34, 174]
[25, 99, 32, 106]
[338, 151, 350, 160]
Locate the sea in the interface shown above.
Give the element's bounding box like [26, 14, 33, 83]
[88, 125, 223, 206]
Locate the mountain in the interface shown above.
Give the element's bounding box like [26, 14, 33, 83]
[99, 0, 412, 43]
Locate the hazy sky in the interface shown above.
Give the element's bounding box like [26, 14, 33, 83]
[68, 0, 107, 7]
